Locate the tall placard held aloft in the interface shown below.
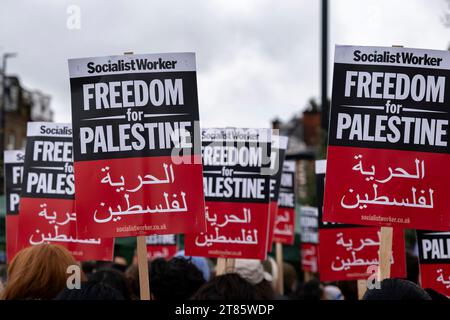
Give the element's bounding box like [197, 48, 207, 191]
[271, 159, 296, 295]
[273, 160, 296, 245]
[299, 206, 319, 273]
[267, 134, 288, 252]
[185, 128, 272, 260]
[68, 53, 206, 238]
[324, 45, 450, 230]
[18, 122, 114, 261]
[4, 150, 25, 262]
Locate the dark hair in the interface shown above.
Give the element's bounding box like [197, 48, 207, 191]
[55, 280, 124, 300]
[89, 268, 132, 300]
[363, 278, 431, 300]
[192, 273, 256, 300]
[254, 279, 275, 300]
[283, 263, 298, 295]
[335, 280, 358, 301]
[425, 288, 450, 301]
[292, 279, 324, 300]
[125, 264, 141, 300]
[150, 257, 205, 300]
[81, 261, 98, 276]
[110, 263, 128, 273]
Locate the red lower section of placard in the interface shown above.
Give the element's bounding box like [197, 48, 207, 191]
[420, 263, 450, 298]
[273, 207, 295, 245]
[318, 227, 406, 281]
[301, 243, 319, 273]
[184, 201, 270, 260]
[324, 146, 450, 230]
[74, 155, 206, 238]
[18, 197, 114, 261]
[147, 245, 178, 260]
[6, 215, 19, 263]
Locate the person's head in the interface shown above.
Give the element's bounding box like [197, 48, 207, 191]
[254, 279, 275, 300]
[363, 279, 431, 300]
[81, 261, 98, 276]
[323, 285, 344, 300]
[1, 244, 84, 300]
[111, 256, 128, 273]
[175, 250, 211, 281]
[294, 279, 324, 300]
[55, 280, 124, 300]
[150, 257, 206, 300]
[89, 268, 131, 300]
[234, 259, 274, 300]
[234, 259, 273, 286]
[335, 280, 357, 301]
[125, 264, 141, 300]
[262, 257, 278, 291]
[192, 273, 256, 300]
[283, 263, 298, 295]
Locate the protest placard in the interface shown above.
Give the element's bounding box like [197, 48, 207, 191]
[18, 122, 114, 261]
[184, 128, 271, 259]
[267, 135, 288, 251]
[146, 234, 178, 260]
[299, 206, 319, 244]
[4, 150, 24, 262]
[301, 243, 319, 273]
[299, 206, 319, 273]
[273, 160, 296, 245]
[68, 52, 205, 238]
[323, 45, 450, 230]
[417, 231, 450, 297]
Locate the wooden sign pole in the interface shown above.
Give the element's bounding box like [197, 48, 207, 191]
[123, 51, 150, 301]
[304, 271, 313, 282]
[378, 226, 393, 280]
[136, 235, 151, 300]
[357, 279, 367, 300]
[275, 242, 284, 295]
[225, 258, 235, 273]
[216, 258, 227, 276]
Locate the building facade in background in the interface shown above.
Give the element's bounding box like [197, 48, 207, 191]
[2, 76, 53, 150]
[0, 75, 53, 259]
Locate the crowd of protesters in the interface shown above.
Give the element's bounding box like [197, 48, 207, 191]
[0, 243, 446, 300]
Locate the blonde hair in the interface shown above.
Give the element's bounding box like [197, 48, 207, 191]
[1, 244, 85, 300]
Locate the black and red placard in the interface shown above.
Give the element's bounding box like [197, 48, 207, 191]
[68, 53, 206, 238]
[184, 128, 272, 259]
[273, 160, 296, 245]
[299, 206, 319, 272]
[4, 150, 25, 262]
[18, 122, 114, 261]
[324, 45, 450, 230]
[417, 231, 450, 297]
[267, 135, 288, 251]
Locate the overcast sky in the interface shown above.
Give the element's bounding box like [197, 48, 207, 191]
[0, 0, 449, 127]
